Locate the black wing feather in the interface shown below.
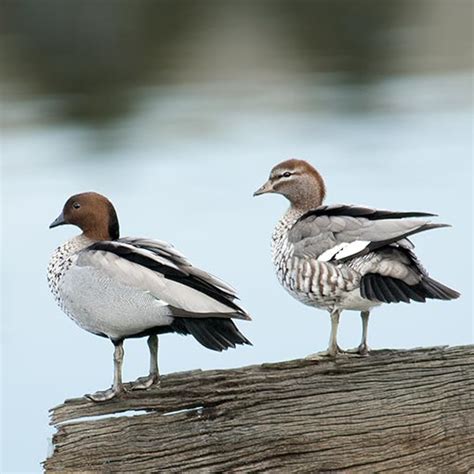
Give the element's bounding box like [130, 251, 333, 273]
[298, 205, 436, 223]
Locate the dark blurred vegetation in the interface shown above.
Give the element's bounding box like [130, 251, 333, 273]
[1, 0, 472, 123]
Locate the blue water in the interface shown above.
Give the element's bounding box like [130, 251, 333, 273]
[2, 72, 472, 471]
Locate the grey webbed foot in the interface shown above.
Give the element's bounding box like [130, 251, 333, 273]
[129, 374, 160, 391]
[85, 386, 124, 402]
[306, 345, 344, 359]
[346, 344, 370, 356]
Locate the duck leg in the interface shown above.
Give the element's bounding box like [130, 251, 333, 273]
[357, 311, 370, 355]
[303, 309, 344, 359]
[86, 339, 125, 402]
[130, 335, 160, 390]
[347, 311, 370, 356]
[327, 309, 343, 356]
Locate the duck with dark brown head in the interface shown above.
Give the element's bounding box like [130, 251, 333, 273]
[48, 192, 251, 402]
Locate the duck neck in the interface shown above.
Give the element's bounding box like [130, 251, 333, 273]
[58, 234, 94, 259]
[272, 206, 306, 244]
[286, 205, 308, 222]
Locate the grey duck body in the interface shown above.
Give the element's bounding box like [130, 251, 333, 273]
[48, 235, 175, 340]
[48, 235, 249, 342]
[271, 205, 455, 314]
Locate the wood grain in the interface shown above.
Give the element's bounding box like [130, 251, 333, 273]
[45, 345, 474, 472]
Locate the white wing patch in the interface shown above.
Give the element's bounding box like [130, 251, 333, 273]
[318, 240, 371, 262]
[318, 243, 347, 262]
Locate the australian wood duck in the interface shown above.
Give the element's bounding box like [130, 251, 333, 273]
[254, 159, 459, 356]
[48, 192, 251, 401]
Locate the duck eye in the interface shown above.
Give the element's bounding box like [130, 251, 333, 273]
[282, 172, 292, 178]
[73, 202, 81, 209]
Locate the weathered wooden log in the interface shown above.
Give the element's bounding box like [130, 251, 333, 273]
[45, 345, 474, 473]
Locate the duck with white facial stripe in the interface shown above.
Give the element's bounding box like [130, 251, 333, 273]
[254, 159, 459, 357]
[48, 192, 251, 402]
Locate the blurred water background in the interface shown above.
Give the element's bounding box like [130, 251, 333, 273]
[1, 0, 473, 471]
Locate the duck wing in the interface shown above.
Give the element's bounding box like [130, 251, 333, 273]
[288, 204, 447, 262]
[123, 238, 239, 298]
[76, 238, 250, 320]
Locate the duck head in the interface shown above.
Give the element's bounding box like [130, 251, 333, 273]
[253, 159, 326, 210]
[50, 192, 120, 241]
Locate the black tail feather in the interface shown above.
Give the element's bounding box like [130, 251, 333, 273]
[384, 277, 411, 303]
[361, 273, 460, 304]
[420, 276, 461, 300]
[374, 277, 394, 303]
[170, 317, 252, 351]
